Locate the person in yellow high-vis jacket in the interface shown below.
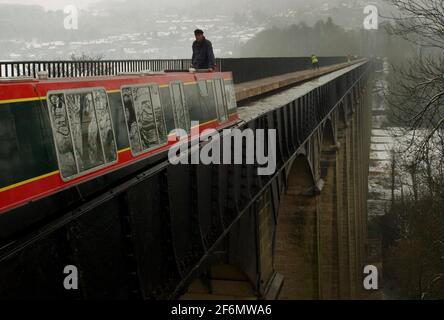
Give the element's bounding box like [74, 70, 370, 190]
[311, 54, 319, 70]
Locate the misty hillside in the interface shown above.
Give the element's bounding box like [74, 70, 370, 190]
[0, 0, 392, 60]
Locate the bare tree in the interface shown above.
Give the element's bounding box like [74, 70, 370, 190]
[69, 53, 110, 77]
[383, 1, 444, 163]
[385, 0, 444, 50]
[379, 0, 444, 299]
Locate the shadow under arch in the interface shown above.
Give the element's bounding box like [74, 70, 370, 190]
[321, 118, 336, 150]
[285, 154, 317, 194]
[274, 154, 319, 299]
[319, 119, 337, 181]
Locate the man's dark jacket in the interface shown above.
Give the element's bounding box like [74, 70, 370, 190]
[192, 38, 216, 69]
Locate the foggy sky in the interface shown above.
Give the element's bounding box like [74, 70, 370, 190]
[0, 0, 342, 11]
[0, 0, 98, 10]
[0, 0, 388, 60]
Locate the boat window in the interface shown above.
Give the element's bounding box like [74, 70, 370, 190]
[121, 84, 168, 156]
[169, 81, 190, 133]
[47, 88, 117, 180]
[198, 79, 209, 97]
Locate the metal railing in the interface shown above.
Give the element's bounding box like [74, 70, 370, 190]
[0, 57, 349, 83]
[0, 59, 193, 79]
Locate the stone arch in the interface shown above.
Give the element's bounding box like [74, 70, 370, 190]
[338, 100, 348, 128]
[321, 119, 336, 152]
[285, 154, 317, 194]
[274, 155, 319, 299]
[319, 120, 336, 179]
